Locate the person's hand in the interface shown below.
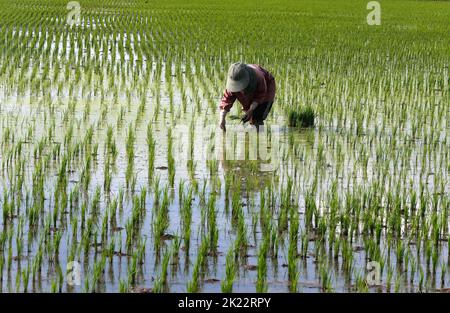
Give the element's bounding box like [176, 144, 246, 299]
[241, 102, 258, 123]
[220, 119, 226, 131]
[241, 110, 253, 123]
[219, 110, 227, 131]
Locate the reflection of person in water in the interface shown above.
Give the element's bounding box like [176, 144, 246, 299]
[217, 130, 277, 192]
[219, 62, 276, 131]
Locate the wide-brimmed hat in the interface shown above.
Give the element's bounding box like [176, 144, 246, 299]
[226, 62, 250, 92]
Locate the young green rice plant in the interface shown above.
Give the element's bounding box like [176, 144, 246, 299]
[354, 271, 368, 293]
[167, 128, 175, 187]
[103, 154, 112, 193]
[394, 274, 402, 293]
[287, 204, 300, 291]
[207, 193, 219, 254]
[304, 188, 317, 230]
[154, 248, 171, 293]
[7, 229, 13, 272]
[186, 259, 200, 293]
[128, 252, 139, 287]
[21, 265, 31, 293]
[119, 279, 129, 293]
[221, 245, 236, 293]
[288, 105, 314, 128]
[171, 235, 181, 271]
[51, 279, 58, 293]
[319, 259, 333, 293]
[125, 124, 135, 191]
[107, 237, 116, 265]
[91, 186, 102, 216]
[153, 186, 170, 250]
[146, 123, 156, 182]
[181, 187, 193, 254]
[53, 231, 62, 261]
[300, 230, 309, 260]
[231, 179, 241, 226]
[409, 258, 416, 285]
[108, 199, 118, 229]
[186, 238, 210, 293]
[396, 240, 405, 265]
[256, 240, 268, 293]
[386, 266, 394, 293]
[236, 207, 249, 259]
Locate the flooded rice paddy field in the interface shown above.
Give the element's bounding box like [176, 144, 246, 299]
[0, 0, 448, 292]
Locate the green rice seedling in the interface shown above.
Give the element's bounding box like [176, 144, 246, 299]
[300, 231, 309, 260]
[107, 237, 116, 265]
[186, 236, 210, 292]
[53, 231, 62, 261]
[22, 265, 30, 293]
[128, 252, 139, 286]
[108, 199, 118, 229]
[125, 124, 135, 190]
[256, 241, 268, 293]
[56, 264, 64, 293]
[236, 208, 249, 258]
[355, 271, 368, 293]
[137, 238, 147, 266]
[119, 280, 129, 293]
[396, 241, 405, 265]
[153, 186, 170, 250]
[386, 266, 393, 293]
[51, 279, 58, 293]
[7, 231, 13, 272]
[269, 227, 279, 259]
[167, 128, 175, 186]
[154, 248, 171, 293]
[91, 186, 101, 216]
[103, 155, 112, 193]
[181, 188, 193, 254]
[231, 179, 241, 226]
[171, 235, 181, 269]
[207, 193, 219, 254]
[146, 123, 156, 182]
[394, 274, 402, 293]
[186, 257, 201, 293]
[221, 245, 236, 293]
[288, 105, 314, 128]
[304, 189, 317, 230]
[287, 203, 300, 290]
[319, 261, 333, 292]
[101, 212, 109, 244]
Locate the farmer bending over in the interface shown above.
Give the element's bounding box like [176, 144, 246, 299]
[219, 62, 276, 131]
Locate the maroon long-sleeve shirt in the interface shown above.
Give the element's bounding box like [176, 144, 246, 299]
[220, 64, 276, 112]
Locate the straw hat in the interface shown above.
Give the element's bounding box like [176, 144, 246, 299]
[226, 62, 250, 92]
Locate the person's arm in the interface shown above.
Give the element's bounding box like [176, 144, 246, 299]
[219, 110, 227, 131]
[220, 90, 236, 111]
[219, 90, 236, 131]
